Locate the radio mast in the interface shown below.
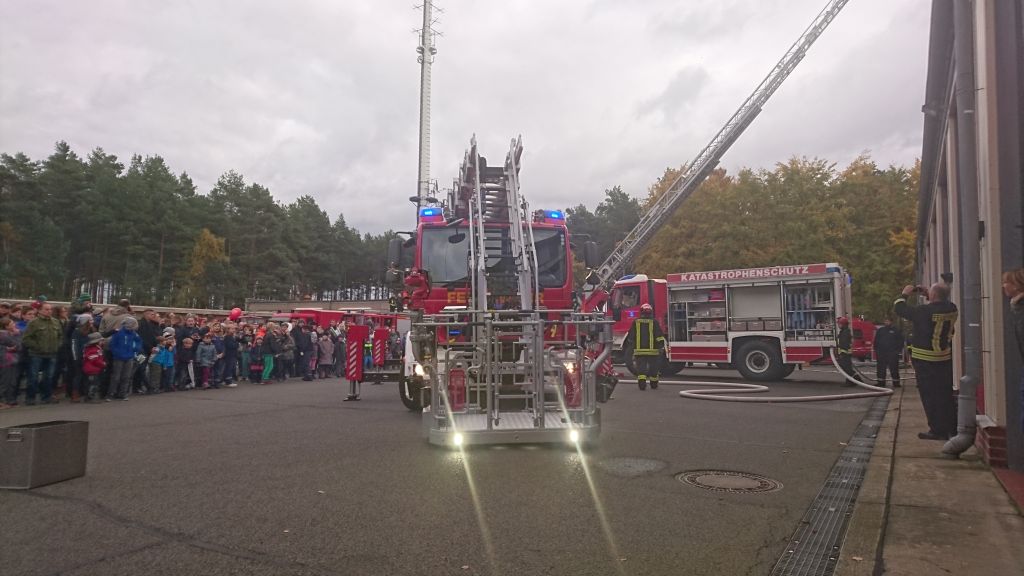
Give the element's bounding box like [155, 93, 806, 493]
[415, 1, 438, 214]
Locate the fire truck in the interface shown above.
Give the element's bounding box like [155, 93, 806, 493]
[389, 136, 611, 446]
[607, 263, 858, 381]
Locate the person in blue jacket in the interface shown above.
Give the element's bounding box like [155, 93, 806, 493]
[107, 316, 143, 401]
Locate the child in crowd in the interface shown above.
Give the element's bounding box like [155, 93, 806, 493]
[158, 326, 176, 389]
[261, 324, 279, 384]
[223, 324, 239, 387]
[317, 333, 335, 379]
[196, 333, 217, 390]
[107, 316, 142, 401]
[0, 317, 21, 408]
[249, 336, 264, 384]
[239, 324, 254, 382]
[210, 324, 225, 386]
[151, 336, 176, 392]
[69, 315, 95, 402]
[177, 337, 196, 390]
[80, 332, 106, 401]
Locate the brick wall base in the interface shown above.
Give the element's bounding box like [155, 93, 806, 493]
[977, 425, 1008, 468]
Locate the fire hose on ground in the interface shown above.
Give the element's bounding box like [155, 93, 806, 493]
[656, 349, 906, 403]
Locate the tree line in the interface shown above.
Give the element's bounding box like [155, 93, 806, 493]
[2, 142, 915, 320]
[0, 142, 396, 308]
[623, 156, 917, 322]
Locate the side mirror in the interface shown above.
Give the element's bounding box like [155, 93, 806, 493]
[387, 238, 402, 267]
[583, 241, 600, 269]
[448, 232, 466, 244]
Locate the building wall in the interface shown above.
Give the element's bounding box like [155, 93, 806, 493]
[920, 0, 1023, 469]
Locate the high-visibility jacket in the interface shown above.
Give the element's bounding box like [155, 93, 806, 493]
[623, 318, 665, 357]
[894, 294, 958, 362]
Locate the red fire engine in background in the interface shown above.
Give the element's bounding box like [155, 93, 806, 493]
[603, 263, 874, 380]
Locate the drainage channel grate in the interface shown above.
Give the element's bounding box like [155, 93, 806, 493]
[677, 470, 783, 493]
[769, 395, 890, 576]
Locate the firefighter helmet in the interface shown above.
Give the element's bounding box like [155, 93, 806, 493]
[837, 316, 849, 326]
[639, 303, 653, 317]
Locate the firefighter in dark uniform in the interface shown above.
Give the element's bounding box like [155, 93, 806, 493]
[873, 318, 904, 388]
[895, 283, 959, 441]
[836, 317, 862, 386]
[623, 303, 665, 390]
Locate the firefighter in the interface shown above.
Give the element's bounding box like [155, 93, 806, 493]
[873, 318, 903, 388]
[895, 283, 958, 441]
[623, 303, 665, 390]
[386, 263, 404, 312]
[836, 317, 862, 386]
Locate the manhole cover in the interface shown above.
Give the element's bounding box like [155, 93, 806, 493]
[596, 457, 667, 477]
[677, 470, 783, 493]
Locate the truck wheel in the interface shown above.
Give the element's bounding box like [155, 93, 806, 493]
[596, 376, 617, 403]
[399, 376, 429, 411]
[735, 341, 784, 381]
[780, 364, 796, 379]
[661, 357, 686, 376]
[623, 349, 637, 376]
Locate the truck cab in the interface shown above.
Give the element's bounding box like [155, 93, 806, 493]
[607, 274, 668, 355]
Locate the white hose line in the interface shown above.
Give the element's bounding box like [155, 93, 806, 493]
[801, 359, 917, 384]
[655, 349, 894, 403]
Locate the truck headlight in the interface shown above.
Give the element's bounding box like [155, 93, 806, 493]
[413, 363, 427, 377]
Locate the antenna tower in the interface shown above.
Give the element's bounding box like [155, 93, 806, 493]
[415, 1, 439, 214]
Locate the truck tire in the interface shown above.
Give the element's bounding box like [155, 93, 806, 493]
[399, 376, 430, 411]
[661, 357, 686, 376]
[623, 349, 637, 376]
[780, 364, 796, 378]
[735, 341, 784, 381]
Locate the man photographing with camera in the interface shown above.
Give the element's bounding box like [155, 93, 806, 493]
[894, 282, 959, 441]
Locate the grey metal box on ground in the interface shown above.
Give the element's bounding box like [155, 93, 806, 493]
[0, 420, 88, 489]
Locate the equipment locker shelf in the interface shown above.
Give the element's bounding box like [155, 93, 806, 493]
[670, 288, 727, 342]
[783, 283, 836, 341]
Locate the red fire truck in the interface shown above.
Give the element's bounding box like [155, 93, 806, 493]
[389, 138, 580, 409]
[390, 137, 610, 446]
[608, 263, 863, 381]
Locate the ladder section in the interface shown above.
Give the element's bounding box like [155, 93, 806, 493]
[503, 135, 537, 312]
[457, 136, 539, 312]
[590, 0, 851, 290]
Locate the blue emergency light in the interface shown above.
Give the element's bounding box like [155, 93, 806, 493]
[419, 207, 440, 217]
[545, 210, 564, 220]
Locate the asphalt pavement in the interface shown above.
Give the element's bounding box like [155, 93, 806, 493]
[2, 368, 889, 576]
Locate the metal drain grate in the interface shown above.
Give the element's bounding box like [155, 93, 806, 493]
[769, 395, 890, 576]
[678, 470, 783, 493]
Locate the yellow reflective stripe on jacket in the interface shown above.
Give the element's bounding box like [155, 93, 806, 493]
[633, 319, 663, 356]
[930, 311, 958, 354]
[910, 346, 952, 361]
[838, 348, 851, 354]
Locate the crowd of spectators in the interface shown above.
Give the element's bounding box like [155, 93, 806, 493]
[0, 296, 402, 408]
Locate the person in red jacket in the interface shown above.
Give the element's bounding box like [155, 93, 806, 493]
[81, 332, 107, 402]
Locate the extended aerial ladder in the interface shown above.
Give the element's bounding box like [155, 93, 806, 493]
[582, 0, 851, 309]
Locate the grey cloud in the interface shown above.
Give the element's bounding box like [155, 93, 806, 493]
[637, 65, 711, 125]
[1, 0, 929, 234]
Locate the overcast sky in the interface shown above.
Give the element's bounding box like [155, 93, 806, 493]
[0, 0, 929, 234]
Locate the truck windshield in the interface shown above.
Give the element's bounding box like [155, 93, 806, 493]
[420, 226, 567, 288]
